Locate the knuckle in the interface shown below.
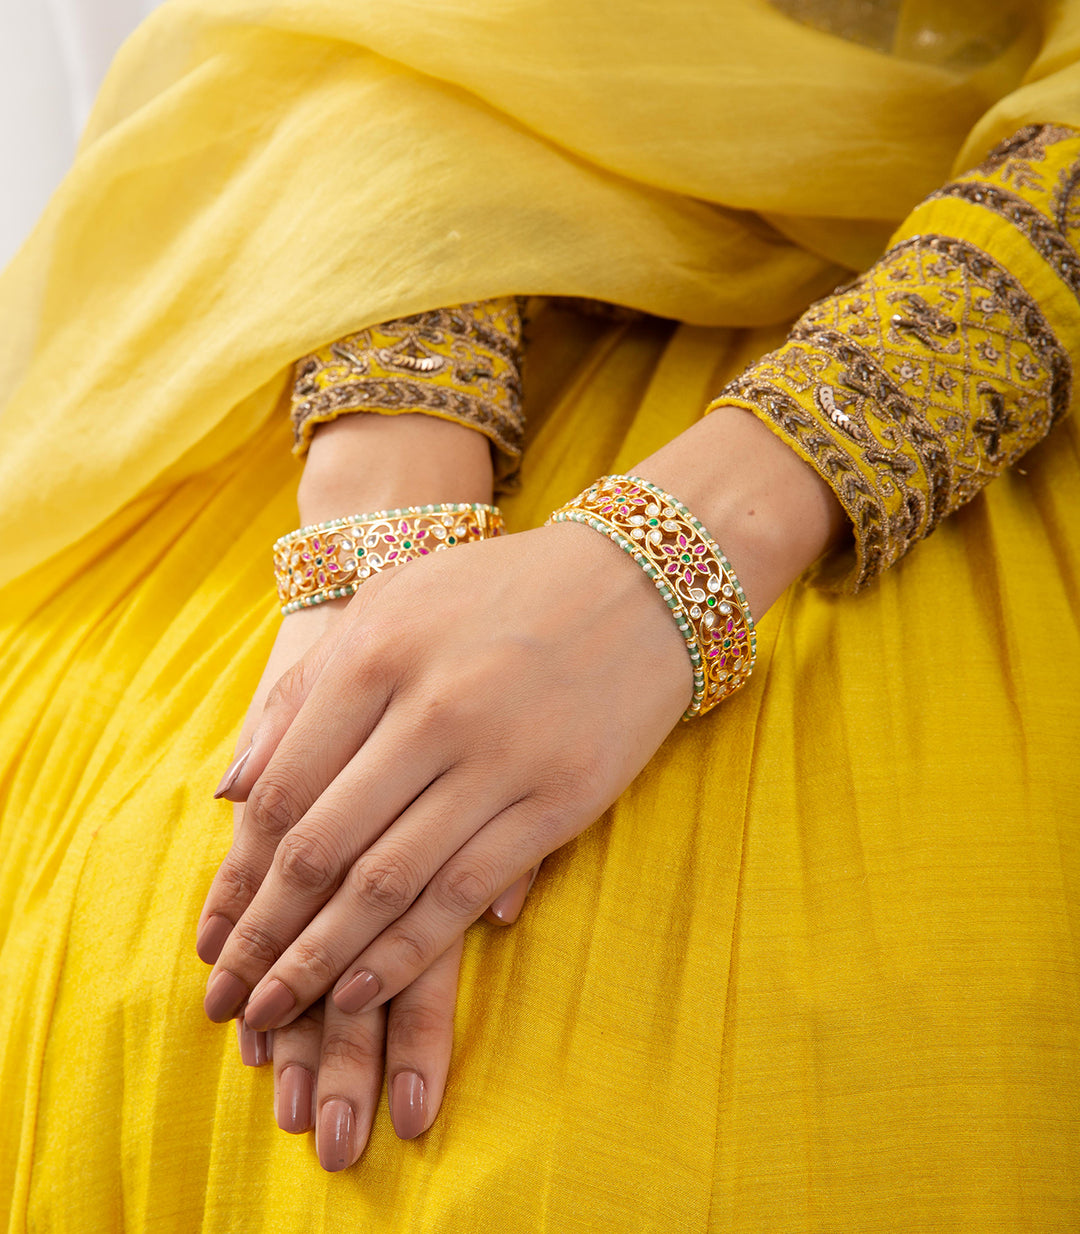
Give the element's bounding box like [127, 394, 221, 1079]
[275, 829, 340, 897]
[389, 1000, 449, 1049]
[289, 938, 341, 989]
[214, 854, 260, 908]
[320, 1029, 379, 1070]
[230, 918, 284, 968]
[246, 777, 303, 842]
[521, 798, 568, 847]
[348, 855, 419, 918]
[265, 659, 313, 713]
[549, 746, 604, 798]
[432, 862, 498, 918]
[273, 1005, 324, 1054]
[386, 924, 435, 971]
[405, 681, 464, 740]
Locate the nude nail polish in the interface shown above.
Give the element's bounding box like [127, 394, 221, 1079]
[244, 978, 296, 1031]
[204, 970, 248, 1022]
[332, 969, 380, 1014]
[238, 1021, 270, 1067]
[488, 873, 531, 925]
[317, 1099, 355, 1172]
[214, 743, 252, 799]
[390, 1071, 427, 1140]
[195, 914, 233, 965]
[277, 1066, 313, 1134]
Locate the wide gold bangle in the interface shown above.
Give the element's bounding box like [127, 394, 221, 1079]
[273, 503, 503, 614]
[548, 475, 756, 719]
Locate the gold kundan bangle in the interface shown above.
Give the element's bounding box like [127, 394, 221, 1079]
[274, 502, 504, 614]
[548, 475, 756, 719]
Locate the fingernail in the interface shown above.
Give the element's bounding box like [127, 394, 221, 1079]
[390, 1071, 427, 1140]
[214, 743, 252, 800]
[237, 1020, 270, 1067]
[204, 970, 248, 1022]
[488, 872, 531, 925]
[277, 1065, 313, 1134]
[195, 914, 233, 965]
[317, 1098, 356, 1172]
[332, 969, 380, 1014]
[244, 979, 296, 1031]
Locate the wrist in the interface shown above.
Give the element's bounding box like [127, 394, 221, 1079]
[631, 407, 846, 616]
[541, 521, 694, 722]
[297, 413, 495, 524]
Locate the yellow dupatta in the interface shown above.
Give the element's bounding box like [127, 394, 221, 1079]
[1, 0, 1077, 591]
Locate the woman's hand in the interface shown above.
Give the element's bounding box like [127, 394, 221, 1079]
[201, 574, 531, 1167]
[196, 409, 544, 1164]
[198, 521, 692, 1032]
[263, 935, 464, 1169]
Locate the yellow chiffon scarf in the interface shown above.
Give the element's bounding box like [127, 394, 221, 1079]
[2, 0, 1079, 592]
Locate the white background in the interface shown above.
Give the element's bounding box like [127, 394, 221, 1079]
[0, 0, 165, 269]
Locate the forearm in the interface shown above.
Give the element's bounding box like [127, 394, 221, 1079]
[296, 413, 494, 526]
[634, 406, 846, 618]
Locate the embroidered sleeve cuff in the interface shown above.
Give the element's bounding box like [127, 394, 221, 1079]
[290, 297, 525, 489]
[708, 124, 1079, 592]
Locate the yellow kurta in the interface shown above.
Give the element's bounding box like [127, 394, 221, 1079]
[0, 1, 1077, 1229]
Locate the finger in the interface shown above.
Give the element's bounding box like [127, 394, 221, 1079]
[315, 999, 387, 1172]
[386, 934, 463, 1140]
[271, 1002, 325, 1134]
[331, 798, 554, 1016]
[197, 616, 351, 965]
[240, 765, 506, 1031]
[236, 1018, 272, 1067]
[483, 864, 541, 926]
[213, 614, 344, 805]
[199, 641, 406, 992]
[205, 716, 463, 1026]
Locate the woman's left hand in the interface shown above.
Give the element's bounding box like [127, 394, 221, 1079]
[198, 520, 691, 1033]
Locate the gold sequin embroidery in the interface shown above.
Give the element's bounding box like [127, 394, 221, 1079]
[713, 235, 1070, 590]
[930, 125, 1080, 300]
[291, 298, 524, 483]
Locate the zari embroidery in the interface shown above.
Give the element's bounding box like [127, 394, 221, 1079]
[930, 125, 1080, 301]
[713, 235, 1070, 590]
[291, 298, 524, 482]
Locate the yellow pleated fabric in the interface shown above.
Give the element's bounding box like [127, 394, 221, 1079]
[1, 1, 1079, 1230]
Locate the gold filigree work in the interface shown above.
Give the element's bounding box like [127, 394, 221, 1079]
[290, 298, 525, 483]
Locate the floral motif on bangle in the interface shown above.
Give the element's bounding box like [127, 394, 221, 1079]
[273, 504, 504, 614]
[290, 298, 525, 484]
[548, 475, 756, 719]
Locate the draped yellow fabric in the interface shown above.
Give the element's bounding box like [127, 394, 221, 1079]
[1, 1, 1079, 1230]
[5, 0, 1077, 589]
